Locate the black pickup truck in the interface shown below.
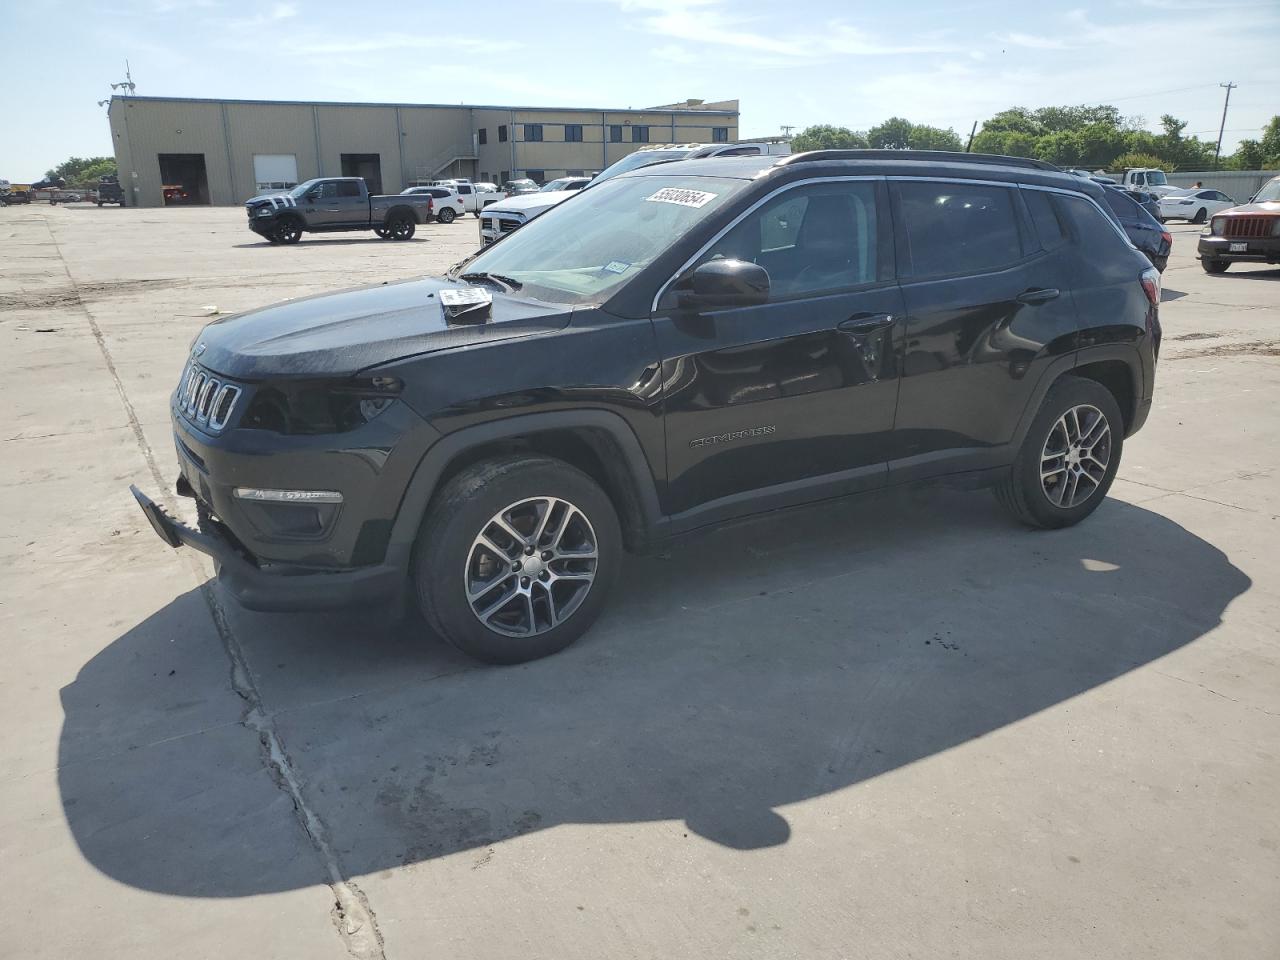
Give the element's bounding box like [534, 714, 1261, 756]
[245, 177, 433, 244]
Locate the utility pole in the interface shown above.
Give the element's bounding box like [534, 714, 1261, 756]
[1213, 82, 1236, 170]
[965, 120, 978, 153]
[780, 125, 795, 139]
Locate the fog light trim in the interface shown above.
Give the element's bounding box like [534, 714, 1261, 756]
[233, 487, 344, 504]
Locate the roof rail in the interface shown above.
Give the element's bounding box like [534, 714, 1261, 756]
[776, 150, 1061, 172]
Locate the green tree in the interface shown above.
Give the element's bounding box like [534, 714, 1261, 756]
[44, 156, 117, 186]
[1112, 151, 1167, 172]
[790, 125, 868, 152]
[867, 117, 915, 150]
[1259, 116, 1280, 167]
[907, 124, 963, 151]
[1226, 140, 1265, 170]
[971, 129, 1037, 158]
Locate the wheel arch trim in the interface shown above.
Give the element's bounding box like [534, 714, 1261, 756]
[386, 410, 666, 564]
[1011, 343, 1145, 449]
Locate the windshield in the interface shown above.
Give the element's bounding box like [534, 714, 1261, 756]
[1254, 178, 1280, 202]
[541, 178, 575, 192]
[587, 150, 694, 187]
[1147, 171, 1168, 186]
[453, 174, 747, 305]
[288, 179, 320, 198]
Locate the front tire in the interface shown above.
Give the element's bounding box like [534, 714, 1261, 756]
[412, 455, 621, 664]
[437, 207, 456, 224]
[995, 375, 1123, 529]
[274, 218, 303, 244]
[1201, 259, 1229, 274]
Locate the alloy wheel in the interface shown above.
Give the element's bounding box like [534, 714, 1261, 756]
[464, 496, 599, 638]
[1040, 403, 1111, 508]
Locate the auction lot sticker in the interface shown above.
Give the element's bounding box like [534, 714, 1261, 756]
[645, 187, 717, 208]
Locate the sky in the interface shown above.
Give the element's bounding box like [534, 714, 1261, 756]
[3, 0, 1279, 180]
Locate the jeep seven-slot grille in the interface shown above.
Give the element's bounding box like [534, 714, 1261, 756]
[178, 363, 242, 432]
[1222, 217, 1271, 239]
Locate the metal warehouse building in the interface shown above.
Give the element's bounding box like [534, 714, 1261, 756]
[106, 95, 740, 208]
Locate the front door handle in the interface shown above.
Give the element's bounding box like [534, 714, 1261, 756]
[1017, 287, 1060, 305]
[838, 312, 895, 333]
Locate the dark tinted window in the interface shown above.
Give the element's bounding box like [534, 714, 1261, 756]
[694, 181, 880, 298]
[1101, 189, 1139, 222]
[498, 125, 508, 143]
[477, 128, 487, 145]
[632, 125, 649, 143]
[525, 124, 543, 142]
[898, 181, 1022, 278]
[525, 169, 544, 183]
[337, 181, 361, 198]
[609, 125, 623, 142]
[565, 124, 583, 142]
[317, 181, 338, 199]
[713, 127, 729, 142]
[1057, 194, 1133, 257]
[1023, 189, 1068, 250]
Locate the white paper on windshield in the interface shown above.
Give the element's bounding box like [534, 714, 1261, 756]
[645, 187, 717, 209]
[603, 260, 631, 274]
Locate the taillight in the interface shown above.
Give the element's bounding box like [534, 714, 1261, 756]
[1160, 231, 1172, 248]
[1140, 267, 1160, 306]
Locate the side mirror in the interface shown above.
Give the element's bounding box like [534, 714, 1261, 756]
[305, 189, 320, 201]
[679, 259, 770, 310]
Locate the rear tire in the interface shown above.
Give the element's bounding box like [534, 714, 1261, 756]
[1192, 208, 1208, 224]
[1201, 259, 1229, 274]
[412, 455, 621, 664]
[995, 375, 1123, 529]
[437, 207, 456, 224]
[387, 215, 415, 240]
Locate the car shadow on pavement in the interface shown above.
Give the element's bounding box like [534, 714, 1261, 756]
[58, 487, 1250, 897]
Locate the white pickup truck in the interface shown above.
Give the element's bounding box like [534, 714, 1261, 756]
[1118, 168, 1179, 198]
[434, 180, 504, 217]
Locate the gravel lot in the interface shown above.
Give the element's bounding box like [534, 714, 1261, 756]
[2, 204, 1278, 959]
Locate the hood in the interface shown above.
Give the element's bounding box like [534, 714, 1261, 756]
[244, 193, 298, 211]
[488, 190, 577, 216]
[1216, 199, 1280, 217]
[193, 276, 571, 380]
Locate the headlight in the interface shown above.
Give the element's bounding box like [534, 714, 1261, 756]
[1211, 218, 1226, 236]
[240, 376, 403, 435]
[256, 207, 272, 217]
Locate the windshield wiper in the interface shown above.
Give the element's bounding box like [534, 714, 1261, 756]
[460, 271, 523, 293]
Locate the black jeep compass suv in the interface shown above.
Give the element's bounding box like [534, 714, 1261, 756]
[132, 150, 1161, 664]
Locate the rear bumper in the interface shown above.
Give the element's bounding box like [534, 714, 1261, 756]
[1198, 235, 1280, 262]
[130, 485, 405, 611]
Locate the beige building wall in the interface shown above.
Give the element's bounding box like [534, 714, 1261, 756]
[110, 97, 739, 205]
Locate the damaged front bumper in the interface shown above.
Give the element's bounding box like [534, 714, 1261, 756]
[129, 484, 405, 612]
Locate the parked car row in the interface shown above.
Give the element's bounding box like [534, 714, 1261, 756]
[1197, 174, 1280, 273]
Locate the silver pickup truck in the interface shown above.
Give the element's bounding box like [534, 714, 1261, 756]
[245, 177, 433, 244]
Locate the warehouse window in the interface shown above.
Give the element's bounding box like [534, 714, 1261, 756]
[713, 127, 729, 143]
[498, 125, 508, 143]
[500, 170, 509, 183]
[525, 124, 543, 142]
[525, 169, 545, 184]
[478, 128, 487, 145]
[632, 126, 649, 143]
[609, 125, 623, 142]
[565, 124, 583, 142]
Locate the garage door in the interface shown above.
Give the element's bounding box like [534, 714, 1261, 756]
[253, 154, 298, 192]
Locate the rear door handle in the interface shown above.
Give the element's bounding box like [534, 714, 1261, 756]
[838, 312, 895, 333]
[1017, 287, 1060, 305]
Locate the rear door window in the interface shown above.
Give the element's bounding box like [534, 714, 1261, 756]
[896, 181, 1024, 278]
[337, 181, 362, 198]
[1022, 189, 1068, 251]
[1057, 195, 1133, 256]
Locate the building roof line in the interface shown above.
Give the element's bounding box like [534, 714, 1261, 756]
[109, 95, 739, 117]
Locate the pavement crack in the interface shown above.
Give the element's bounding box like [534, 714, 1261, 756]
[46, 214, 388, 960]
